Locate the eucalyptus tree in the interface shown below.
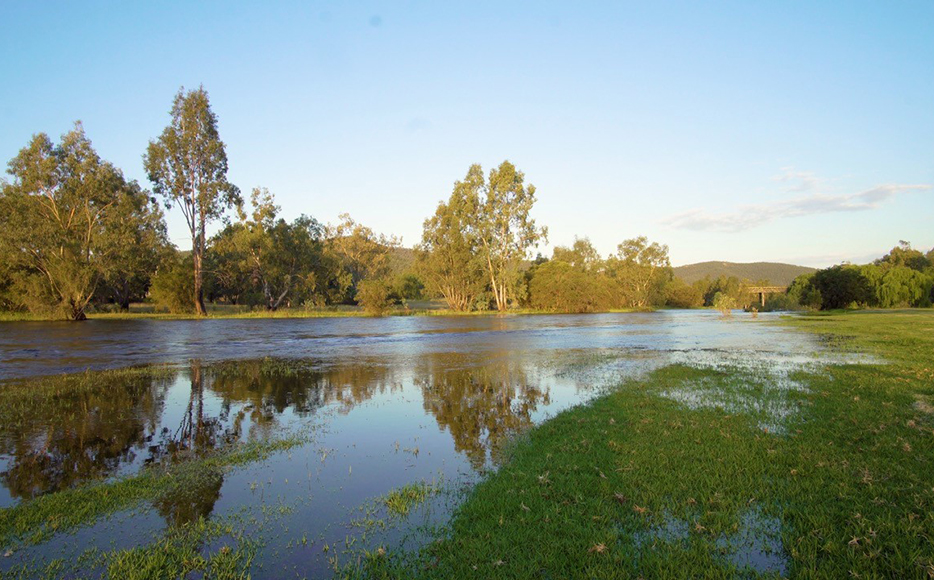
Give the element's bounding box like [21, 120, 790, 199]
[607, 236, 672, 308]
[0, 123, 162, 320]
[551, 237, 602, 272]
[99, 190, 169, 309]
[417, 166, 487, 311]
[144, 86, 240, 315]
[325, 213, 399, 303]
[477, 161, 547, 311]
[210, 188, 326, 310]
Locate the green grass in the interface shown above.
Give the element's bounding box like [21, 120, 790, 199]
[100, 515, 258, 580]
[348, 310, 934, 579]
[381, 482, 439, 517]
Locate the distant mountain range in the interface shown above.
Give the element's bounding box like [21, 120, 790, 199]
[673, 261, 816, 287]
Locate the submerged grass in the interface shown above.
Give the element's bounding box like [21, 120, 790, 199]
[381, 482, 439, 518]
[0, 436, 305, 549]
[348, 310, 934, 579]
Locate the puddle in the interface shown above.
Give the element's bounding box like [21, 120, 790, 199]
[632, 508, 788, 576]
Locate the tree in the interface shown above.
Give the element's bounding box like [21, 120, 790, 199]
[417, 170, 487, 311]
[810, 265, 873, 309]
[209, 188, 326, 311]
[99, 190, 168, 310]
[325, 213, 399, 304]
[551, 238, 602, 272]
[144, 86, 240, 316]
[665, 277, 704, 308]
[150, 250, 195, 313]
[476, 161, 547, 311]
[606, 236, 672, 308]
[0, 123, 162, 320]
[528, 259, 611, 313]
[877, 241, 931, 272]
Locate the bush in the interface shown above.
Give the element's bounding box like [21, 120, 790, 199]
[355, 278, 393, 315]
[150, 255, 194, 313]
[665, 278, 703, 308]
[762, 292, 804, 312]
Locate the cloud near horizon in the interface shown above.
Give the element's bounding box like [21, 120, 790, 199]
[661, 183, 931, 233]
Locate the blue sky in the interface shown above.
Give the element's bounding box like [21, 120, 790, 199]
[1, 1, 931, 267]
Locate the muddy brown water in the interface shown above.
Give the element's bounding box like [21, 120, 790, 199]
[0, 311, 845, 577]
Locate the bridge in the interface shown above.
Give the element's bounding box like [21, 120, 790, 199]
[747, 286, 787, 307]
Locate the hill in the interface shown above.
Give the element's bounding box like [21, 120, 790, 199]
[673, 261, 815, 286]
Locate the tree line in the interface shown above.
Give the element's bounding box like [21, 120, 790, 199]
[1, 87, 931, 319]
[783, 242, 934, 310]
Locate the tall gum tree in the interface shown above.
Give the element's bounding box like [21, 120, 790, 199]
[417, 166, 487, 311]
[144, 86, 239, 316]
[478, 161, 547, 311]
[607, 236, 672, 308]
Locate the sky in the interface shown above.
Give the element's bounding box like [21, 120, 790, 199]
[1, 1, 932, 268]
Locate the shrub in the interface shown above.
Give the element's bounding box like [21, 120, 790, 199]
[355, 278, 393, 315]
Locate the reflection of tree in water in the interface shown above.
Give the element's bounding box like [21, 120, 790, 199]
[0, 370, 175, 501]
[208, 359, 397, 421]
[416, 354, 550, 470]
[0, 359, 396, 505]
[154, 464, 225, 526]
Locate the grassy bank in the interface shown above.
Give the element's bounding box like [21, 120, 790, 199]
[355, 311, 934, 578]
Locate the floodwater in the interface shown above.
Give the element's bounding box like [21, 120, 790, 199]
[0, 311, 856, 577]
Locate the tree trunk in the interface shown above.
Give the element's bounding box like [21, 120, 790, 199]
[69, 297, 87, 321]
[193, 224, 207, 316]
[118, 279, 131, 311]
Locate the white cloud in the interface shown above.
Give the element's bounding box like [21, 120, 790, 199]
[771, 167, 823, 192]
[661, 183, 930, 233]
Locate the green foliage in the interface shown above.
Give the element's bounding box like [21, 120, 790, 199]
[417, 171, 487, 311]
[876, 240, 931, 272]
[418, 161, 546, 312]
[528, 260, 611, 313]
[711, 291, 737, 314]
[761, 292, 804, 312]
[208, 188, 327, 310]
[355, 278, 394, 315]
[393, 273, 425, 301]
[525, 236, 673, 312]
[149, 251, 195, 313]
[785, 243, 934, 311]
[604, 237, 673, 308]
[326, 214, 399, 304]
[477, 161, 548, 311]
[810, 265, 873, 309]
[665, 277, 704, 308]
[144, 86, 240, 315]
[0, 123, 163, 320]
[98, 190, 169, 310]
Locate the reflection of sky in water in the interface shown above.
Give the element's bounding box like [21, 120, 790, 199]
[0, 311, 871, 578]
[631, 508, 787, 576]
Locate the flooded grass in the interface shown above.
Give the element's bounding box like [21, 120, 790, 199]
[382, 482, 439, 517]
[0, 436, 305, 549]
[344, 311, 934, 578]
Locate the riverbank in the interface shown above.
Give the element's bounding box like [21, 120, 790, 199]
[0, 304, 651, 322]
[355, 310, 934, 578]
